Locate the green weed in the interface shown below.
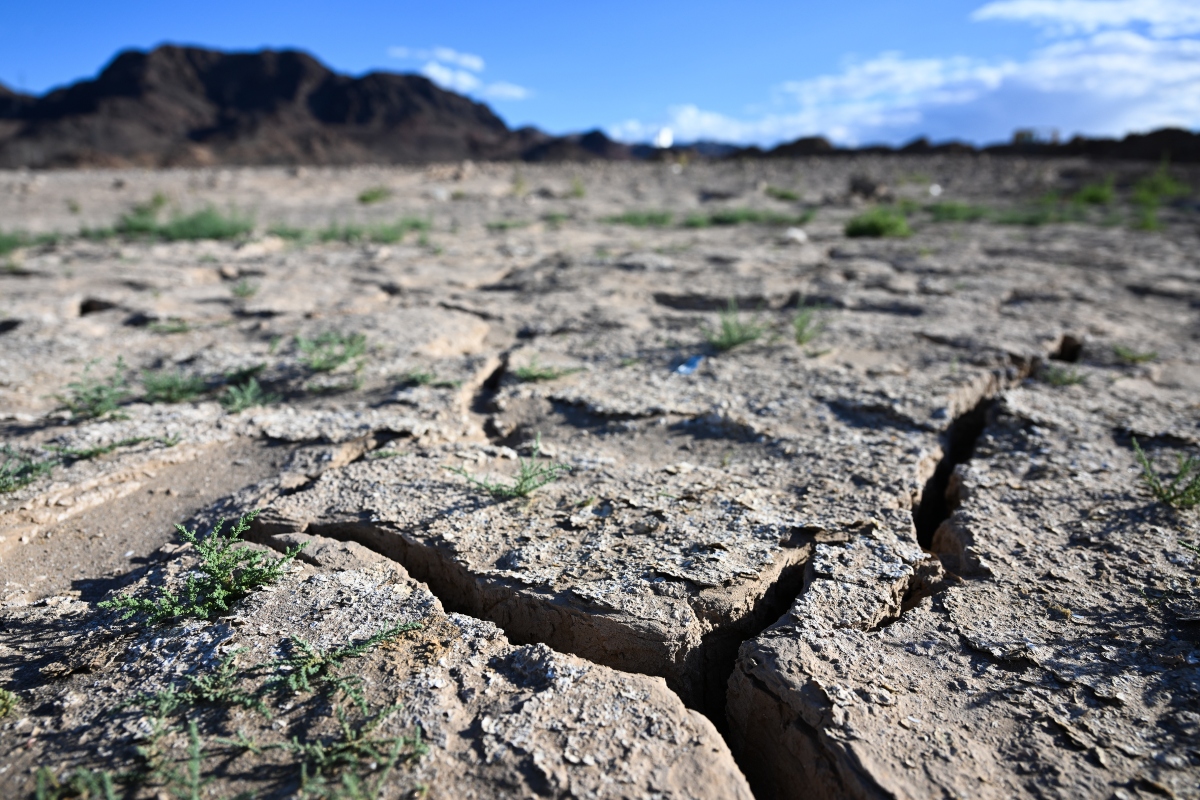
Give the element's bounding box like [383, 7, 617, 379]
[927, 202, 989, 222]
[297, 332, 367, 373]
[569, 178, 586, 198]
[357, 186, 392, 205]
[541, 211, 570, 228]
[1041, 365, 1086, 387]
[764, 186, 799, 201]
[115, 194, 169, 236]
[35, 766, 118, 800]
[486, 219, 530, 232]
[98, 510, 304, 623]
[319, 219, 428, 244]
[792, 306, 823, 345]
[0, 446, 54, 493]
[230, 279, 258, 299]
[0, 230, 56, 255]
[150, 318, 191, 335]
[686, 208, 812, 228]
[705, 300, 764, 352]
[143, 369, 207, 404]
[445, 435, 568, 500]
[57, 358, 131, 420]
[603, 210, 673, 227]
[46, 436, 150, 462]
[1133, 437, 1200, 511]
[159, 209, 253, 241]
[512, 358, 582, 382]
[268, 223, 311, 242]
[0, 687, 17, 717]
[222, 377, 279, 413]
[1113, 345, 1157, 365]
[1073, 176, 1115, 206]
[845, 207, 912, 238]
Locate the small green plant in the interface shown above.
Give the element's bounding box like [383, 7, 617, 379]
[685, 208, 812, 228]
[222, 377, 279, 413]
[927, 202, 989, 222]
[542, 211, 570, 228]
[792, 306, 823, 345]
[318, 218, 428, 244]
[603, 210, 673, 227]
[35, 766, 118, 800]
[1073, 176, 1115, 206]
[143, 369, 207, 404]
[0, 446, 54, 493]
[0, 687, 17, 717]
[1133, 437, 1200, 511]
[1113, 345, 1158, 365]
[1131, 162, 1188, 231]
[569, 178, 586, 198]
[149, 318, 191, 334]
[160, 208, 253, 241]
[297, 332, 367, 373]
[230, 278, 258, 299]
[116, 193, 169, 236]
[268, 223, 311, 242]
[1041, 364, 1086, 387]
[705, 300, 764, 352]
[98, 510, 304, 623]
[845, 207, 912, 238]
[765, 185, 799, 201]
[512, 358, 582, 382]
[57, 358, 131, 419]
[445, 435, 568, 500]
[46, 436, 150, 463]
[357, 186, 392, 205]
[486, 219, 531, 232]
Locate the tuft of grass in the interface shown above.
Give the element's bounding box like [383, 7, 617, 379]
[318, 218, 428, 244]
[687, 208, 812, 228]
[230, 278, 258, 299]
[512, 358, 582, 382]
[0, 230, 61, 256]
[46, 436, 150, 463]
[1041, 364, 1086, 387]
[792, 306, 823, 345]
[541, 211, 570, 228]
[98, 510, 304, 623]
[1113, 345, 1157, 365]
[705, 299, 764, 352]
[57, 358, 131, 420]
[1133, 437, 1200, 511]
[222, 377, 279, 413]
[927, 202, 989, 222]
[268, 223, 310, 242]
[143, 369, 207, 404]
[35, 766, 118, 800]
[1073, 176, 1115, 206]
[764, 185, 800, 201]
[603, 210, 673, 227]
[357, 186, 392, 205]
[0, 687, 17, 717]
[149, 318, 191, 335]
[159, 208, 253, 241]
[297, 332, 367, 373]
[445, 435, 568, 500]
[0, 446, 54, 493]
[115, 194, 169, 236]
[397, 369, 460, 389]
[1132, 162, 1189, 231]
[486, 219, 531, 232]
[569, 178, 586, 198]
[845, 207, 912, 238]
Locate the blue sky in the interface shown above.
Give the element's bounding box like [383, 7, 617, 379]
[2, 1, 1198, 147]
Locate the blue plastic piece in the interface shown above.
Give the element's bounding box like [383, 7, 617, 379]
[675, 355, 704, 375]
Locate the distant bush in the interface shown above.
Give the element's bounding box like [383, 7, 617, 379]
[845, 207, 911, 238]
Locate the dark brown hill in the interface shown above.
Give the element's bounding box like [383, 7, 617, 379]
[0, 45, 630, 168]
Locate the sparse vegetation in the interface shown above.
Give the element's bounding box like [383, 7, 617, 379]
[268, 223, 311, 242]
[1133, 437, 1200, 511]
[230, 278, 258, 299]
[57, 358, 131, 419]
[1113, 345, 1158, 365]
[845, 207, 912, 238]
[0, 446, 54, 493]
[688, 208, 812, 228]
[143, 369, 207, 403]
[705, 300, 764, 352]
[222, 377, 279, 412]
[149, 318, 191, 334]
[1073, 176, 1115, 206]
[486, 219, 531, 232]
[542, 211, 570, 228]
[397, 369, 460, 389]
[603, 210, 673, 227]
[445, 435, 568, 500]
[318, 218, 428, 244]
[569, 177, 586, 198]
[114, 196, 253, 241]
[35, 766, 118, 800]
[764, 185, 799, 201]
[792, 305, 823, 345]
[1132, 162, 1189, 231]
[927, 202, 989, 222]
[98, 510, 304, 623]
[1041, 364, 1086, 387]
[0, 229, 60, 256]
[297, 332, 368, 372]
[47, 436, 150, 462]
[357, 186, 392, 205]
[0, 687, 17, 717]
[512, 358, 582, 382]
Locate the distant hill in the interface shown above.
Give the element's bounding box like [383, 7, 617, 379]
[0, 45, 632, 168]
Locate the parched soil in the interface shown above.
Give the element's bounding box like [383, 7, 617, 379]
[1, 157, 1199, 799]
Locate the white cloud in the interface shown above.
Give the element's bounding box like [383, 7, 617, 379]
[389, 45, 529, 101]
[972, 0, 1200, 37]
[609, 3, 1200, 146]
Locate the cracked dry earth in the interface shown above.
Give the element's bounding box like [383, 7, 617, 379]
[1, 158, 1199, 799]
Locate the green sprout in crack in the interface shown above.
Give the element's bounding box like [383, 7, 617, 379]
[297, 332, 368, 373]
[1040, 364, 1086, 387]
[444, 435, 568, 500]
[143, 369, 207, 404]
[1113, 344, 1158, 365]
[512, 358, 582, 382]
[98, 510, 305, 623]
[705, 299, 764, 352]
[222, 377, 279, 413]
[230, 278, 258, 299]
[0, 446, 54, 493]
[150, 318, 191, 335]
[1133, 437, 1200, 511]
[57, 358, 131, 420]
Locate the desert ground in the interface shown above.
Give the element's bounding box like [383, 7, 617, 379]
[1, 156, 1199, 799]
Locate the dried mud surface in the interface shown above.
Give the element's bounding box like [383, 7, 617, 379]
[1, 157, 1199, 799]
